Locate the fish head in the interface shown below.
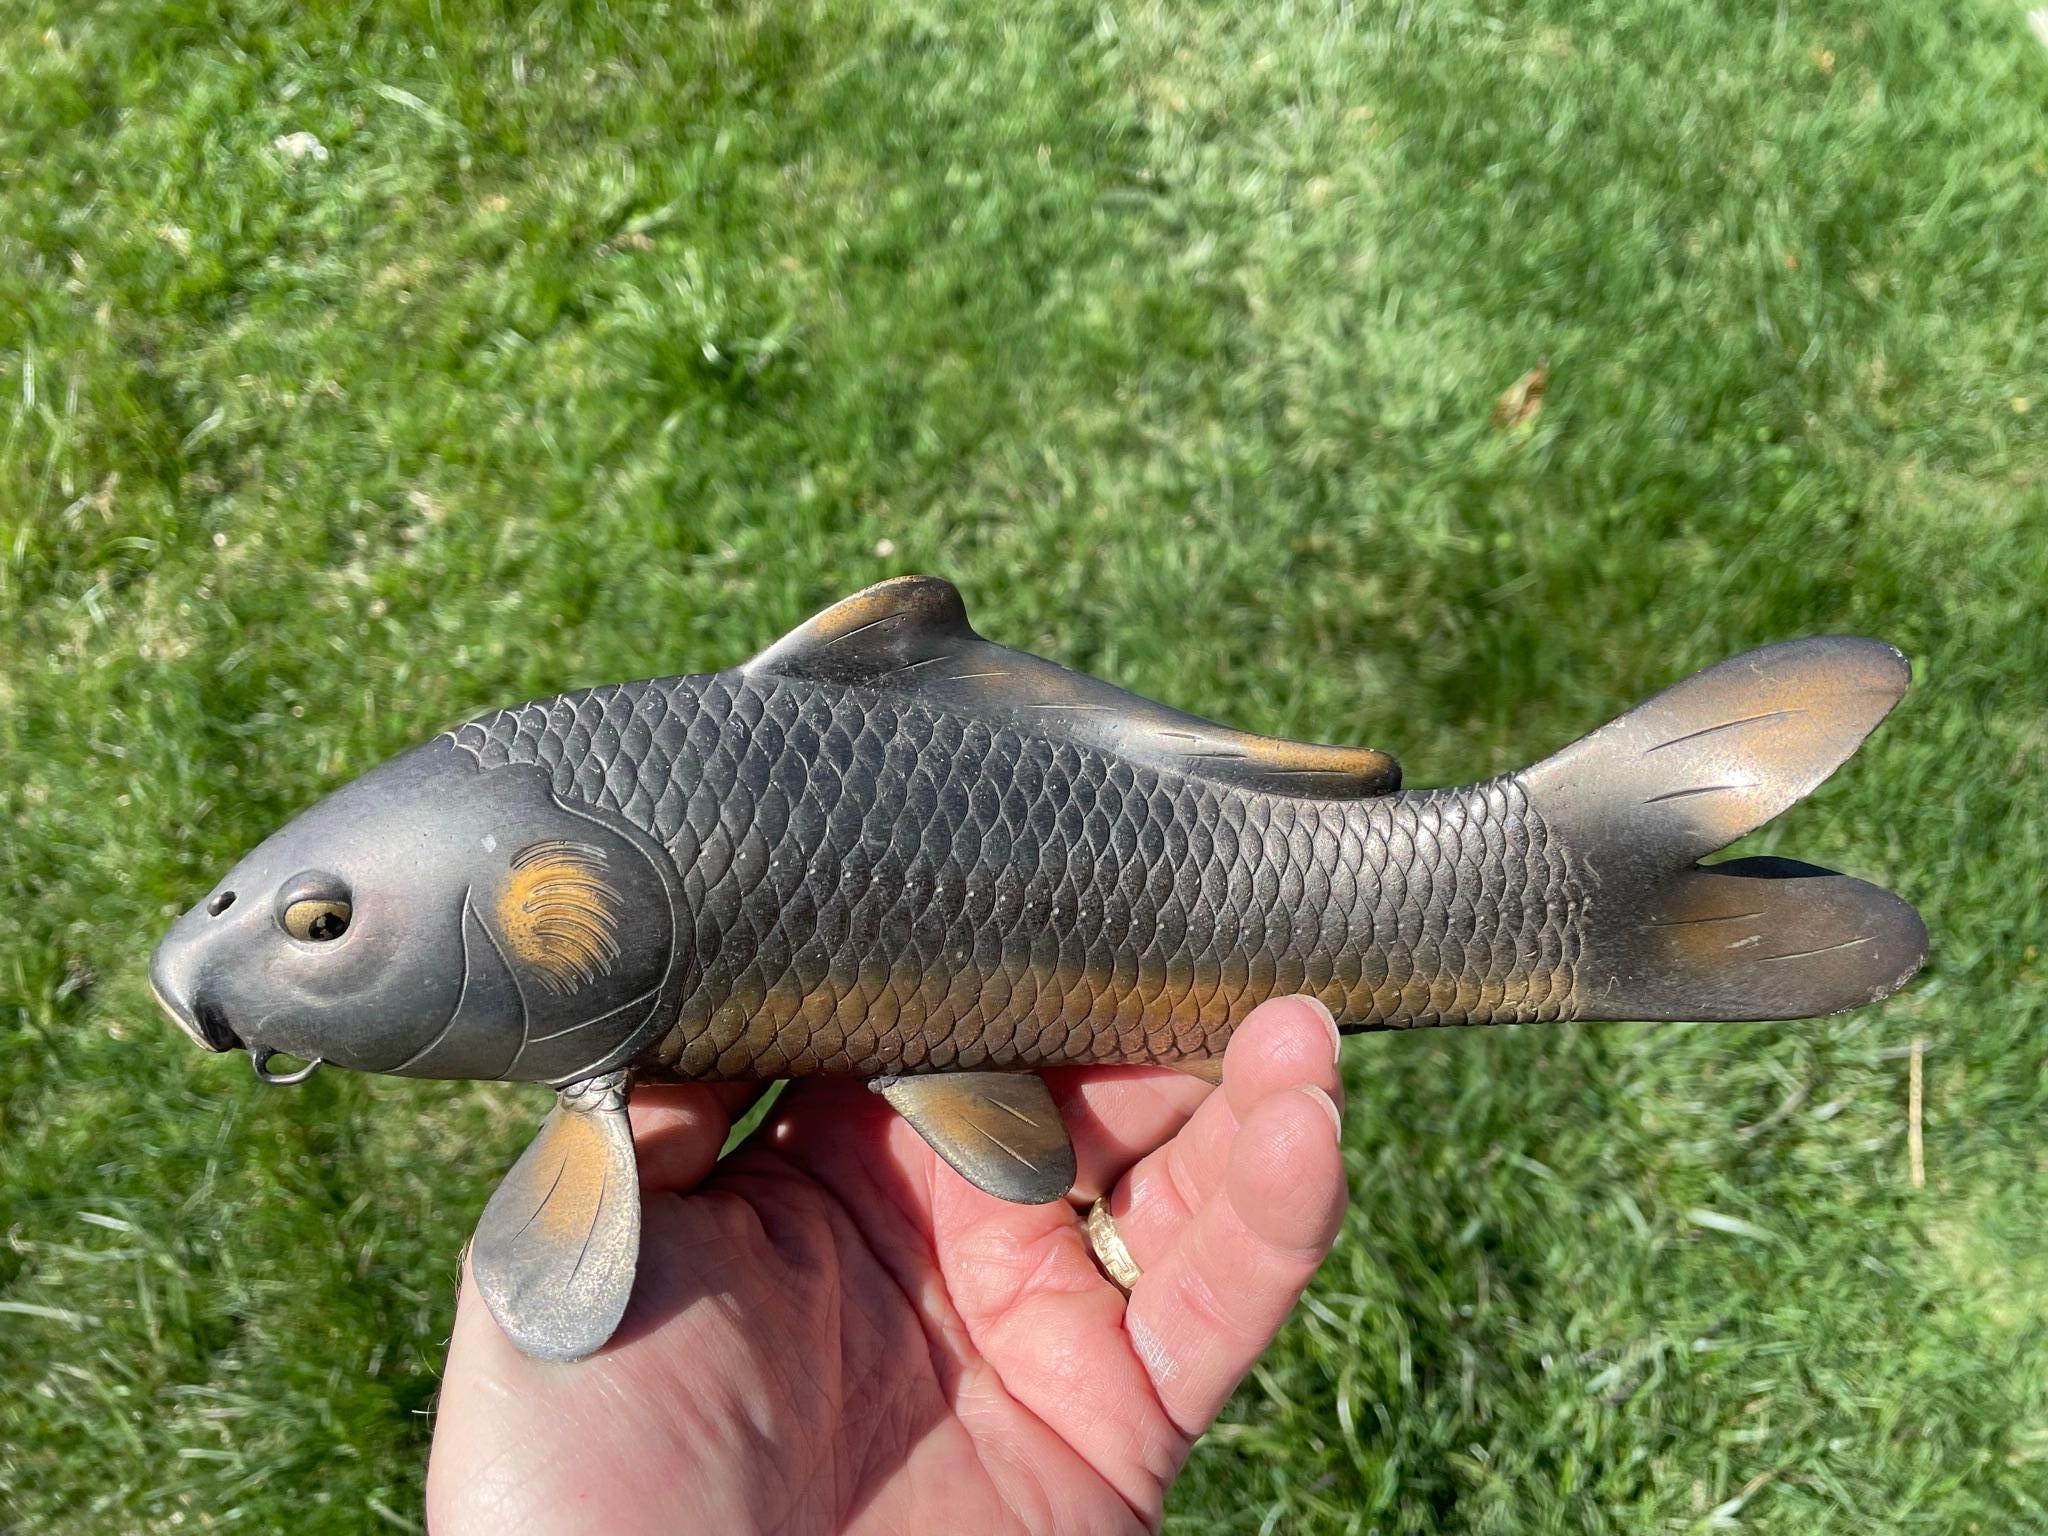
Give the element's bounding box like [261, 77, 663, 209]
[149, 737, 683, 1085]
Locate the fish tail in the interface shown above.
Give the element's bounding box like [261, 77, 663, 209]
[1521, 637, 1927, 1022]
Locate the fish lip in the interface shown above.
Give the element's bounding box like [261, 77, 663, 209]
[150, 975, 243, 1054]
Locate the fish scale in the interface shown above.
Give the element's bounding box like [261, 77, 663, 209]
[447, 670, 1586, 1077]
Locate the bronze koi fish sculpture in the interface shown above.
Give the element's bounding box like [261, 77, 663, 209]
[150, 576, 1926, 1359]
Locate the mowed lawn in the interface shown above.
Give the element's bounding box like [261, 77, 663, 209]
[5, 1, 2046, 1529]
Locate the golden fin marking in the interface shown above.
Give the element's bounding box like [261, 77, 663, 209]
[496, 840, 624, 996]
[1570, 855, 1926, 1022]
[471, 1081, 641, 1362]
[877, 1071, 1076, 1204]
[1523, 636, 1911, 869]
[745, 577, 1401, 800]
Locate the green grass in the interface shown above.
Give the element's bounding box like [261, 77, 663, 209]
[4, 0, 2046, 1528]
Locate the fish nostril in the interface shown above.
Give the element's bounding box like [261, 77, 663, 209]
[207, 890, 236, 917]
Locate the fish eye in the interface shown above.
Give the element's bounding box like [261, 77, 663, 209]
[278, 873, 353, 944]
[286, 901, 351, 942]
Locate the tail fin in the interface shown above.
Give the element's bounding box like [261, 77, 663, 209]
[1522, 637, 1927, 1022]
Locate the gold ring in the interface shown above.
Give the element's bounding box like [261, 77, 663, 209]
[1086, 1196, 1141, 1293]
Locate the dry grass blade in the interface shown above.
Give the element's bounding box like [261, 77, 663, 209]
[1910, 1036, 1926, 1190]
[1492, 362, 1549, 429]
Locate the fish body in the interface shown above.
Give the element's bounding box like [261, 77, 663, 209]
[449, 671, 1579, 1082]
[148, 576, 1927, 1359]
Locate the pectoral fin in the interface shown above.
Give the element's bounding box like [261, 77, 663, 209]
[875, 1071, 1076, 1204]
[471, 1073, 640, 1361]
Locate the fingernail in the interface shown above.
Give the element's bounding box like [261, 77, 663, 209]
[1299, 1083, 1342, 1133]
[1298, 994, 1340, 1063]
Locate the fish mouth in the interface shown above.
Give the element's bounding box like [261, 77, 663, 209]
[149, 975, 243, 1054]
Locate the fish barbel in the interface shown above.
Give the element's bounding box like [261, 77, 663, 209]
[149, 576, 1925, 1358]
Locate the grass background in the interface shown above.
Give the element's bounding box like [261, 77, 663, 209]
[4, 0, 2046, 1529]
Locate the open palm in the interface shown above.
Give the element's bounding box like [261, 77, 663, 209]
[427, 997, 1347, 1535]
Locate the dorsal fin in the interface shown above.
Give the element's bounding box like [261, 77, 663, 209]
[744, 576, 1400, 799]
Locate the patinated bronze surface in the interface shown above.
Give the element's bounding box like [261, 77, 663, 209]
[147, 576, 1926, 1358]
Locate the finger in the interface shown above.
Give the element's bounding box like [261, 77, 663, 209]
[1046, 1065, 1216, 1204]
[1218, 995, 1344, 1121]
[740, 1077, 946, 1213]
[1123, 1081, 1347, 1435]
[432, 1254, 561, 1526]
[1107, 996, 1343, 1269]
[627, 1081, 760, 1194]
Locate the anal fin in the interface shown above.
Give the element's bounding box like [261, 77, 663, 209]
[471, 1072, 641, 1361]
[875, 1071, 1077, 1204]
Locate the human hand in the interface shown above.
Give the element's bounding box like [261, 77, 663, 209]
[426, 996, 1348, 1535]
